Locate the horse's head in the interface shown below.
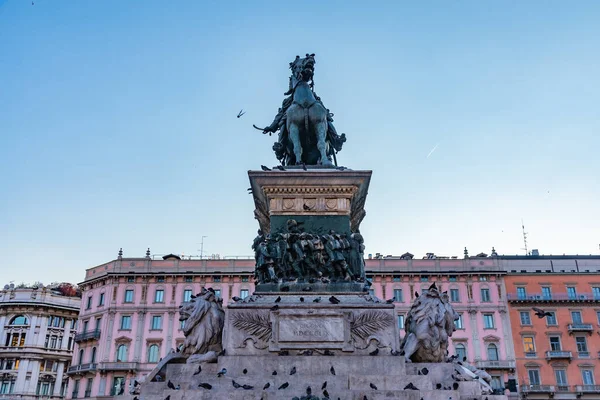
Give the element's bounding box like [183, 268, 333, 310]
[289, 53, 316, 83]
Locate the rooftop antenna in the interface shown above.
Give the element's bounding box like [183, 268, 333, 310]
[521, 219, 529, 255]
[198, 236, 208, 259]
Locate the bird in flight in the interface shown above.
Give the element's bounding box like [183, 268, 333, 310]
[237, 109, 245, 118]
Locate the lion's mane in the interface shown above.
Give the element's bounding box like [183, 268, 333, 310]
[179, 290, 225, 357]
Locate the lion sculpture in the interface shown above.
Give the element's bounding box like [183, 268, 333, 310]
[399, 282, 459, 362]
[178, 287, 225, 364]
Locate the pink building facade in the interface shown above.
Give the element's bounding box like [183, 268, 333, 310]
[66, 250, 517, 398]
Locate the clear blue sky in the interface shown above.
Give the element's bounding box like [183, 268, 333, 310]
[1, 0, 599, 285]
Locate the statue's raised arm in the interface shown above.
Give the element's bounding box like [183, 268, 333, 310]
[253, 54, 346, 166]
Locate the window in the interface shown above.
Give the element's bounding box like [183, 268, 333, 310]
[9, 315, 28, 325]
[154, 289, 164, 303]
[393, 276, 401, 282]
[487, 344, 499, 361]
[449, 275, 457, 282]
[83, 320, 89, 332]
[520, 311, 532, 325]
[491, 376, 503, 390]
[0, 379, 15, 394]
[78, 349, 84, 365]
[455, 344, 466, 361]
[450, 289, 460, 302]
[546, 312, 557, 325]
[528, 369, 541, 385]
[180, 320, 185, 330]
[90, 347, 97, 363]
[157, 277, 165, 283]
[213, 276, 221, 283]
[183, 289, 192, 302]
[151, 316, 162, 330]
[37, 381, 52, 396]
[572, 311, 583, 324]
[72, 379, 80, 398]
[393, 289, 403, 302]
[542, 286, 552, 299]
[71, 319, 77, 329]
[483, 313, 495, 329]
[397, 315, 405, 329]
[555, 369, 568, 388]
[240, 289, 249, 299]
[481, 288, 491, 302]
[86, 296, 92, 309]
[214, 289, 221, 297]
[549, 336, 561, 351]
[567, 286, 577, 299]
[124, 289, 134, 303]
[582, 370, 595, 385]
[111, 377, 126, 396]
[420, 276, 428, 282]
[523, 336, 535, 353]
[98, 293, 105, 306]
[127, 277, 135, 283]
[120, 316, 131, 330]
[597, 311, 600, 325]
[148, 344, 160, 363]
[594, 287, 600, 300]
[241, 276, 249, 282]
[576, 336, 589, 355]
[5, 333, 26, 347]
[116, 344, 127, 362]
[455, 314, 464, 329]
[84, 378, 93, 397]
[184, 276, 193, 283]
[516, 287, 527, 299]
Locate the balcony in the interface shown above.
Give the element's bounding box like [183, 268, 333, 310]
[545, 350, 572, 361]
[507, 293, 598, 302]
[576, 385, 600, 393]
[568, 323, 594, 334]
[74, 330, 101, 342]
[475, 360, 516, 370]
[98, 362, 139, 372]
[556, 385, 571, 392]
[522, 385, 555, 394]
[66, 363, 97, 375]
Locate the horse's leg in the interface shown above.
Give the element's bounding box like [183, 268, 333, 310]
[288, 123, 303, 165]
[315, 120, 333, 166]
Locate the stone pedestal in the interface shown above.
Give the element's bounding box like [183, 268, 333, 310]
[224, 293, 399, 356]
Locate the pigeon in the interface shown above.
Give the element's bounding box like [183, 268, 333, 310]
[232, 380, 241, 388]
[237, 109, 245, 118]
[415, 292, 419, 298]
[418, 370, 422, 375]
[453, 382, 459, 390]
[370, 383, 378, 390]
[303, 204, 311, 211]
[217, 368, 227, 377]
[243, 368, 248, 374]
[436, 383, 442, 389]
[323, 389, 330, 398]
[198, 383, 212, 390]
[218, 349, 226, 356]
[322, 381, 328, 390]
[242, 384, 254, 390]
[302, 286, 313, 292]
[134, 380, 140, 387]
[276, 165, 286, 171]
[385, 298, 395, 304]
[263, 382, 270, 390]
[164, 396, 170, 400]
[275, 296, 281, 303]
[421, 367, 429, 375]
[175, 384, 180, 390]
[279, 350, 289, 356]
[193, 365, 202, 375]
[270, 305, 279, 311]
[404, 383, 418, 390]
[329, 296, 340, 304]
[532, 307, 553, 318]
[278, 382, 289, 390]
[261, 165, 271, 171]
[232, 296, 242, 302]
[369, 348, 379, 356]
[300, 297, 304, 302]
[363, 396, 368, 400]
[133, 397, 138, 400]
[306, 386, 312, 395]
[167, 380, 176, 389]
[290, 366, 297, 375]
[313, 297, 321, 303]
[323, 349, 334, 356]
[272, 370, 278, 375]
[336, 166, 347, 171]
[301, 163, 307, 171]
[330, 366, 336, 375]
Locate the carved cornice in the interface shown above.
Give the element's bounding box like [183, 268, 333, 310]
[263, 186, 357, 195]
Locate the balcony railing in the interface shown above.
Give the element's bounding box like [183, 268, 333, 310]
[525, 351, 537, 358]
[66, 363, 97, 375]
[556, 385, 571, 392]
[74, 330, 101, 342]
[475, 360, 516, 370]
[576, 385, 600, 393]
[522, 385, 555, 393]
[545, 350, 572, 360]
[568, 323, 594, 333]
[507, 293, 599, 302]
[98, 362, 139, 372]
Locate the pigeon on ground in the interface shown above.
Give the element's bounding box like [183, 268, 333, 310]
[263, 382, 270, 390]
[272, 370, 277, 375]
[164, 396, 170, 400]
[243, 368, 247, 374]
[306, 386, 312, 395]
[193, 365, 202, 375]
[198, 383, 212, 389]
[217, 349, 226, 356]
[404, 383, 418, 390]
[323, 389, 330, 398]
[270, 305, 279, 311]
[330, 366, 336, 375]
[217, 368, 227, 377]
[276, 165, 286, 171]
[278, 382, 289, 390]
[242, 384, 254, 390]
[232, 296, 242, 302]
[303, 204, 311, 211]
[370, 382, 378, 390]
[261, 165, 271, 171]
[232, 380, 241, 388]
[385, 298, 395, 304]
[301, 163, 307, 171]
[275, 296, 281, 303]
[313, 297, 321, 302]
[167, 381, 175, 389]
[369, 348, 379, 356]
[329, 296, 340, 304]
[290, 366, 297, 375]
[300, 297, 304, 302]
[421, 367, 429, 375]
[453, 382, 459, 390]
[322, 381, 327, 390]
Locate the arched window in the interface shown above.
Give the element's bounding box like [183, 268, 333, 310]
[455, 343, 467, 361]
[90, 347, 97, 363]
[148, 344, 159, 363]
[78, 349, 84, 365]
[487, 343, 499, 361]
[116, 345, 127, 362]
[9, 315, 28, 325]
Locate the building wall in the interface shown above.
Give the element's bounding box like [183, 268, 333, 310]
[505, 272, 600, 399]
[0, 287, 80, 399]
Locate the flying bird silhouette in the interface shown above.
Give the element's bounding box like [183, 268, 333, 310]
[532, 307, 553, 318]
[237, 109, 245, 118]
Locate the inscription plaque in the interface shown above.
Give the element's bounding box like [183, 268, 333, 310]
[279, 315, 344, 342]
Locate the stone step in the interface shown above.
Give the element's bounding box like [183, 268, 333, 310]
[349, 374, 433, 391]
[185, 375, 350, 392]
